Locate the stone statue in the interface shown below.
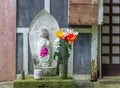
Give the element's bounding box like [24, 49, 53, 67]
[29, 10, 59, 76]
[33, 28, 51, 68]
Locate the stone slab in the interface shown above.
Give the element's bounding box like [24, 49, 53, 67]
[76, 80, 120, 88]
[0, 0, 16, 82]
[0, 82, 13, 88]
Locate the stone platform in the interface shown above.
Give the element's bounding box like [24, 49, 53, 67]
[76, 76, 120, 88]
[0, 82, 13, 88]
[2, 76, 120, 88]
[13, 76, 75, 88]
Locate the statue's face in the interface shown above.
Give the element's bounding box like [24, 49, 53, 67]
[41, 29, 49, 38]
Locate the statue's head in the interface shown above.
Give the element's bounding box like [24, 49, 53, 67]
[41, 28, 49, 38]
[35, 26, 49, 39]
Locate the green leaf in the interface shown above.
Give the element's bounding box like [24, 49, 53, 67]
[53, 52, 60, 60]
[68, 43, 72, 50]
[65, 42, 71, 50]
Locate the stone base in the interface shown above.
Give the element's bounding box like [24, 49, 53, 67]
[14, 76, 75, 88]
[0, 82, 13, 88]
[40, 67, 57, 76]
[76, 80, 120, 88]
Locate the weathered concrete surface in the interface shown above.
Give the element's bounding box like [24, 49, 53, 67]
[0, 0, 16, 82]
[0, 82, 13, 88]
[94, 83, 120, 88]
[76, 77, 120, 88]
[76, 81, 120, 88]
[76, 81, 93, 88]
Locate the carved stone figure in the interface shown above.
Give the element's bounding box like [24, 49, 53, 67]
[29, 10, 59, 76]
[31, 27, 51, 68]
[36, 28, 51, 67]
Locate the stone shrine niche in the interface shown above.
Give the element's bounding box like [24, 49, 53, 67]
[29, 10, 59, 76]
[69, 0, 98, 25]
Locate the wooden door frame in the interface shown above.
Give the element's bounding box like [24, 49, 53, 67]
[67, 25, 98, 80]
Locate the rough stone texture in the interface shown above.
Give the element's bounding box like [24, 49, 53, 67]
[76, 81, 120, 88]
[0, 82, 13, 88]
[29, 10, 59, 76]
[69, 4, 98, 25]
[1, 79, 120, 88]
[12, 79, 120, 88]
[76, 81, 93, 88]
[41, 67, 57, 76]
[14, 76, 75, 88]
[0, 0, 16, 82]
[94, 83, 120, 88]
[70, 0, 98, 5]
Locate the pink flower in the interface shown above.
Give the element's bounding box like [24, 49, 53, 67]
[40, 47, 49, 58]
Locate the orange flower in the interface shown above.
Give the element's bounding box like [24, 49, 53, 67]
[56, 30, 64, 39]
[69, 35, 77, 44]
[64, 33, 77, 44]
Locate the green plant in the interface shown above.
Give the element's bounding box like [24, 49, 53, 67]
[53, 29, 78, 63]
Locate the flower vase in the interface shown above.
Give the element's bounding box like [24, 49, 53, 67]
[59, 63, 67, 79]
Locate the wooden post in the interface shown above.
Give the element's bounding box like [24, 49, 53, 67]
[91, 25, 98, 81]
[0, 0, 16, 81]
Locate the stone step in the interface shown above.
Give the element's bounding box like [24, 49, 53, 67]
[0, 82, 13, 88]
[76, 78, 120, 88]
[76, 82, 120, 88]
[98, 76, 120, 84]
[94, 83, 120, 88]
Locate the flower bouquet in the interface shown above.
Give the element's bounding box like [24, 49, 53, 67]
[53, 29, 78, 79]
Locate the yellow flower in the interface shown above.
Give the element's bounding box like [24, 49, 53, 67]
[56, 30, 64, 38]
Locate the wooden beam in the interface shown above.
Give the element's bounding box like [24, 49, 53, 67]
[91, 25, 98, 81]
[17, 28, 29, 74]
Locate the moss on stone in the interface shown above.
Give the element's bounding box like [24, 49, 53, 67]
[14, 76, 75, 88]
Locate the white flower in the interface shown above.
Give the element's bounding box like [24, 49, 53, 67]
[65, 29, 78, 36]
[53, 38, 60, 49]
[66, 29, 73, 33]
[74, 32, 78, 36]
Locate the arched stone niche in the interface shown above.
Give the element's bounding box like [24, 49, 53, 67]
[29, 10, 59, 76]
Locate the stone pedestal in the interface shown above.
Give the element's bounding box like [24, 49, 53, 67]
[40, 67, 57, 76]
[14, 76, 75, 88]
